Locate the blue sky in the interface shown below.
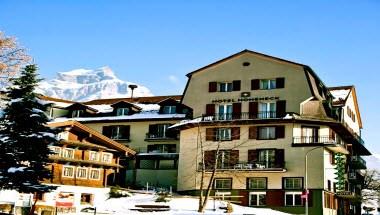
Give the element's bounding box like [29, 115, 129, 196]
[1, 0, 379, 155]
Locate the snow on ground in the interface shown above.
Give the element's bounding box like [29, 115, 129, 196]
[93, 193, 290, 215]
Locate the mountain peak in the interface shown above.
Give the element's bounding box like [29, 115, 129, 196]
[37, 67, 153, 101]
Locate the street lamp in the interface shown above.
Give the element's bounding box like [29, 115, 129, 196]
[304, 143, 340, 215]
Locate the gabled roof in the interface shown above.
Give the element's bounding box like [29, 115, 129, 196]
[110, 100, 142, 111]
[38, 95, 74, 104]
[329, 85, 363, 129]
[48, 120, 136, 155]
[186, 49, 306, 77]
[157, 97, 179, 105]
[65, 103, 98, 113]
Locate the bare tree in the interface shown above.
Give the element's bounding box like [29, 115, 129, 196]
[0, 31, 31, 88]
[362, 169, 380, 203]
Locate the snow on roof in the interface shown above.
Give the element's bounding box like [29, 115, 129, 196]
[330, 89, 351, 102]
[53, 113, 186, 123]
[88, 105, 114, 113]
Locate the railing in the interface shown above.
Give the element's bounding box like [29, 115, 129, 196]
[199, 161, 285, 171]
[342, 122, 365, 146]
[135, 147, 177, 154]
[350, 155, 367, 169]
[202, 112, 277, 121]
[145, 133, 178, 140]
[49, 155, 120, 167]
[292, 136, 341, 145]
[348, 171, 364, 183]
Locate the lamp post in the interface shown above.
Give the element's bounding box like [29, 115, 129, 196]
[305, 143, 339, 215]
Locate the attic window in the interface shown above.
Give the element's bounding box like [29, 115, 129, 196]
[163, 106, 176, 114]
[116, 108, 129, 116]
[72, 110, 84, 118]
[243, 62, 250, 67]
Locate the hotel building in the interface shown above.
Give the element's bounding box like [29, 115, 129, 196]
[175, 50, 370, 215]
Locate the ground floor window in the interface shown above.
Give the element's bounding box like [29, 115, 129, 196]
[81, 193, 93, 205]
[285, 192, 303, 206]
[249, 192, 266, 206]
[247, 177, 267, 189]
[214, 178, 232, 190]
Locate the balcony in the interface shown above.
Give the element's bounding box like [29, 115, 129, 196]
[350, 155, 367, 170]
[292, 136, 348, 154]
[199, 161, 286, 172]
[49, 155, 121, 168]
[348, 171, 365, 184]
[201, 112, 277, 121]
[145, 133, 178, 141]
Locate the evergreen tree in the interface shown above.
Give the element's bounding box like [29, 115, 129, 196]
[0, 64, 58, 193]
[334, 152, 346, 191]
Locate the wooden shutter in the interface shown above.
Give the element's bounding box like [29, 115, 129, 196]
[232, 103, 241, 119]
[206, 104, 215, 116]
[121, 125, 130, 140]
[209, 82, 217, 92]
[248, 149, 258, 163]
[308, 190, 313, 207]
[276, 126, 285, 138]
[232, 80, 241, 91]
[102, 126, 111, 138]
[148, 124, 158, 135]
[251, 79, 260, 90]
[204, 150, 216, 169]
[275, 149, 285, 168]
[266, 190, 284, 206]
[231, 127, 240, 140]
[276, 77, 285, 88]
[239, 190, 249, 206]
[249, 102, 258, 119]
[330, 152, 336, 165]
[206, 128, 215, 141]
[230, 150, 239, 166]
[248, 126, 257, 139]
[276, 100, 286, 118]
[329, 128, 336, 141]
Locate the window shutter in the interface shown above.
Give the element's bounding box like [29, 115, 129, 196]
[206, 104, 215, 116]
[102, 126, 111, 138]
[276, 77, 285, 88]
[249, 102, 258, 119]
[276, 126, 285, 138]
[204, 150, 216, 169]
[251, 79, 260, 90]
[209, 82, 217, 92]
[232, 103, 241, 120]
[308, 190, 313, 207]
[239, 191, 249, 206]
[148, 124, 158, 135]
[230, 150, 239, 166]
[266, 190, 284, 206]
[330, 152, 336, 165]
[248, 149, 258, 163]
[276, 100, 286, 117]
[329, 128, 336, 141]
[248, 126, 257, 139]
[231, 127, 240, 140]
[275, 149, 285, 168]
[121, 125, 130, 140]
[206, 128, 215, 141]
[232, 80, 241, 91]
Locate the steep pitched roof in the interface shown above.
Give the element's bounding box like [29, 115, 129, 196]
[48, 120, 136, 155]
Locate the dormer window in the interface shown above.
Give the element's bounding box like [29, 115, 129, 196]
[163, 106, 176, 114]
[72, 110, 84, 118]
[116, 108, 129, 116]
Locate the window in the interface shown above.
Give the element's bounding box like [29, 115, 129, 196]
[219, 82, 232, 92]
[89, 169, 101, 180]
[258, 149, 276, 168]
[327, 180, 331, 191]
[260, 79, 276, 90]
[285, 192, 303, 206]
[214, 178, 232, 189]
[258, 127, 276, 140]
[102, 152, 113, 163]
[301, 126, 319, 143]
[50, 146, 61, 156]
[62, 148, 74, 158]
[76, 167, 88, 179]
[81, 193, 93, 205]
[248, 178, 267, 189]
[147, 144, 176, 153]
[72, 110, 84, 118]
[249, 192, 266, 206]
[89, 151, 100, 161]
[163, 106, 176, 114]
[216, 128, 231, 141]
[258, 102, 276, 118]
[102, 125, 130, 140]
[148, 124, 174, 138]
[62, 166, 75, 178]
[284, 177, 303, 189]
[218, 104, 232, 120]
[217, 150, 232, 169]
[116, 108, 129, 116]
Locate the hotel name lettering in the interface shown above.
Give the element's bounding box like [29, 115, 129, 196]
[211, 96, 280, 103]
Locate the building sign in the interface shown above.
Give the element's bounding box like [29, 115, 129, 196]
[211, 96, 280, 103]
[56, 192, 74, 207]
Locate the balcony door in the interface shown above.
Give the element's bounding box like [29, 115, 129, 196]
[258, 149, 276, 168]
[301, 126, 319, 143]
[218, 104, 232, 120]
[258, 102, 276, 119]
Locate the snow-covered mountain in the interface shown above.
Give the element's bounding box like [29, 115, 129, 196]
[36, 66, 153, 101]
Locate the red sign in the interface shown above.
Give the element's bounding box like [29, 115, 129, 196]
[301, 190, 309, 199]
[56, 192, 74, 207]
